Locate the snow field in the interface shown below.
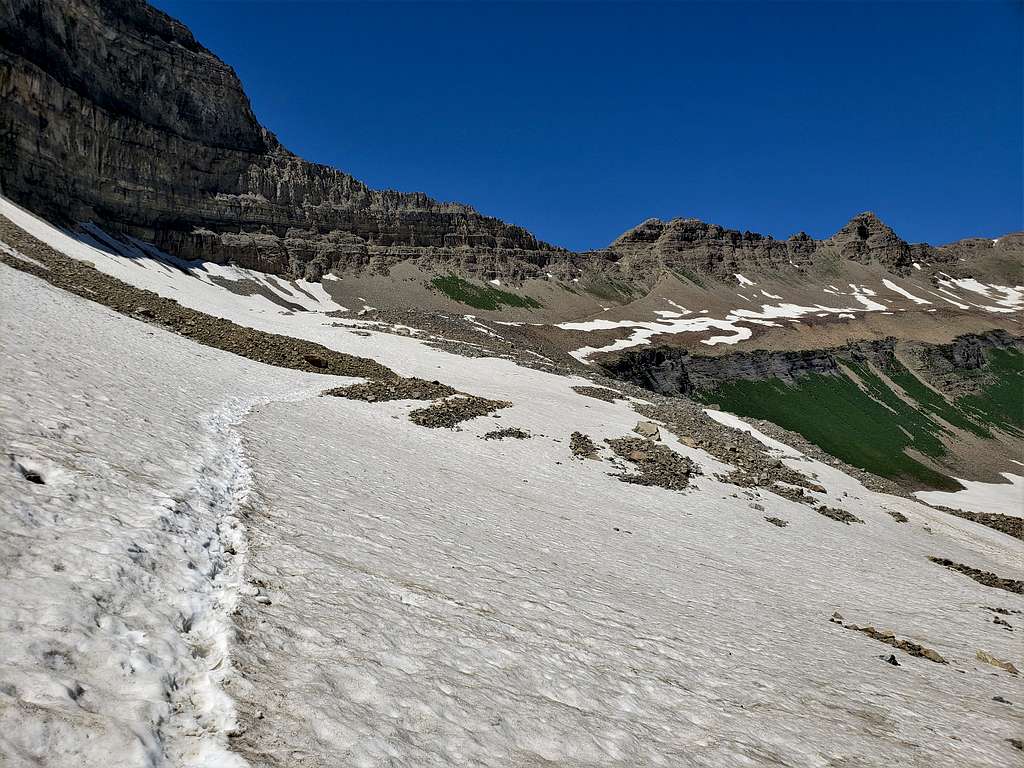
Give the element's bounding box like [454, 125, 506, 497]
[1, 198, 1022, 766]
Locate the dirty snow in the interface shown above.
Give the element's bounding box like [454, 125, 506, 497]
[2, 203, 1023, 767]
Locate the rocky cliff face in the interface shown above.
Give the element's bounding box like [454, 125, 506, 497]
[600, 345, 841, 396]
[594, 218, 810, 277]
[0, 0, 1019, 286]
[0, 0, 565, 279]
[600, 332, 1024, 398]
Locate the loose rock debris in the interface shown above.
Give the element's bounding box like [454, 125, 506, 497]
[830, 615, 947, 664]
[569, 432, 600, 460]
[482, 428, 531, 440]
[605, 438, 692, 491]
[325, 377, 457, 402]
[408, 396, 512, 429]
[571, 385, 624, 403]
[928, 557, 1024, 595]
[817, 505, 865, 525]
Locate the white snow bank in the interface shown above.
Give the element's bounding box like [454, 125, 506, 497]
[882, 279, 931, 305]
[0, 197, 346, 317]
[0, 265, 358, 767]
[915, 473, 1024, 517]
[935, 277, 1024, 313]
[557, 283, 919, 360]
[2, 248, 1023, 767]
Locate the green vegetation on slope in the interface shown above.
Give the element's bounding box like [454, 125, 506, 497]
[955, 348, 1024, 437]
[695, 348, 1023, 490]
[430, 275, 542, 311]
[884, 363, 991, 439]
[695, 365, 960, 490]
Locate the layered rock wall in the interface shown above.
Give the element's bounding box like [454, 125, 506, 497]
[0, 0, 564, 278]
[600, 332, 1023, 398]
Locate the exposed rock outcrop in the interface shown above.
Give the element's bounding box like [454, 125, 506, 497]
[585, 211, 1023, 282]
[599, 332, 1023, 398]
[0, 0, 566, 280]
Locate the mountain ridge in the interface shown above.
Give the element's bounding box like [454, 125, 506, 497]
[0, 0, 1020, 287]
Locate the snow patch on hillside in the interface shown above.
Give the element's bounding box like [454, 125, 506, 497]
[915, 473, 1024, 517]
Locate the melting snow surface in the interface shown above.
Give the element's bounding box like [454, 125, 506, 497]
[2, 201, 1023, 767]
[882, 279, 932, 305]
[556, 282, 916, 361]
[0, 198, 346, 316]
[915, 473, 1024, 517]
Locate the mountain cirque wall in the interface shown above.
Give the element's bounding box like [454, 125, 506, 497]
[0, 0, 564, 280]
[1, 0, 1021, 288]
[600, 331, 1024, 400]
[600, 331, 1024, 489]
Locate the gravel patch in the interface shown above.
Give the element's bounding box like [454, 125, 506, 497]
[605, 437, 692, 491]
[482, 428, 531, 440]
[325, 377, 457, 402]
[409, 396, 512, 429]
[929, 557, 1024, 595]
[817, 505, 865, 525]
[572, 385, 624, 402]
[835, 619, 947, 664]
[570, 432, 600, 459]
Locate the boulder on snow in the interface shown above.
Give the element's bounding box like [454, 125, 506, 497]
[633, 421, 661, 440]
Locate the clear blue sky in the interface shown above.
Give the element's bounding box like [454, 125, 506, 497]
[153, 1, 1022, 250]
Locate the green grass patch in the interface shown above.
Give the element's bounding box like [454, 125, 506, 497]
[695, 365, 961, 490]
[955, 348, 1024, 437]
[693, 347, 1023, 490]
[884, 364, 991, 438]
[430, 275, 542, 311]
[580, 275, 637, 303]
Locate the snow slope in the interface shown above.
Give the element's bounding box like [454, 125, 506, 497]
[1, 203, 1023, 767]
[0, 267, 357, 766]
[915, 473, 1024, 517]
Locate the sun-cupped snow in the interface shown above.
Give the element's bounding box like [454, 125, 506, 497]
[0, 266, 359, 767]
[2, 203, 1022, 767]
